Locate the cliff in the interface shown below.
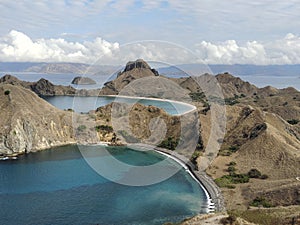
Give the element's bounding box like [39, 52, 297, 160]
[0, 84, 75, 156]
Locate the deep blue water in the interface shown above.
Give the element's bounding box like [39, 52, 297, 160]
[0, 145, 208, 225]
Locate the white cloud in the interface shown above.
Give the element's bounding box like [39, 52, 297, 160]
[195, 34, 300, 65]
[1, 30, 300, 65]
[0, 30, 119, 63]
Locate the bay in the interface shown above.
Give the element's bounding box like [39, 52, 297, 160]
[0, 145, 208, 225]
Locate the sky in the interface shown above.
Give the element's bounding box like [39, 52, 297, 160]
[0, 0, 300, 65]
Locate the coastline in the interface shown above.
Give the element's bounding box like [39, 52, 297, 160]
[102, 94, 197, 115]
[1, 140, 225, 214]
[126, 143, 225, 213]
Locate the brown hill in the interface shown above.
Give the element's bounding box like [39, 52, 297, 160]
[0, 74, 76, 96]
[100, 59, 159, 95]
[0, 84, 75, 156]
[205, 104, 300, 211]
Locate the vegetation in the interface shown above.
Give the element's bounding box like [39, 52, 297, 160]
[65, 108, 74, 112]
[220, 215, 237, 225]
[190, 150, 202, 165]
[189, 92, 206, 102]
[95, 125, 113, 133]
[76, 125, 87, 132]
[227, 165, 236, 174]
[229, 145, 239, 152]
[228, 210, 285, 225]
[247, 168, 262, 178]
[219, 145, 239, 156]
[4, 90, 10, 95]
[225, 94, 246, 105]
[228, 161, 237, 166]
[287, 119, 299, 125]
[225, 97, 240, 105]
[158, 136, 179, 150]
[250, 197, 273, 208]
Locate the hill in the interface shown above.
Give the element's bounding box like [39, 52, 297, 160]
[0, 74, 76, 96]
[0, 84, 75, 156]
[100, 59, 159, 95]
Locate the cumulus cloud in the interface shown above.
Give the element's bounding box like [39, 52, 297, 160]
[0, 30, 119, 63]
[195, 34, 300, 65]
[1, 30, 300, 65]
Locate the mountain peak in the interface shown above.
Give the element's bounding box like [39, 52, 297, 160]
[124, 59, 151, 72]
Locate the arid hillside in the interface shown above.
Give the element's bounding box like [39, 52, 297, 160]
[0, 84, 75, 156]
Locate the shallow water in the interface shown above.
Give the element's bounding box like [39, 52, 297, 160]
[0, 145, 208, 225]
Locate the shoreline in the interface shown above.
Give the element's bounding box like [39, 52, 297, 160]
[1, 141, 225, 213]
[126, 143, 225, 213]
[102, 94, 197, 115]
[152, 147, 225, 213]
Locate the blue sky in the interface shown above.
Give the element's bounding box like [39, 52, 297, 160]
[0, 0, 300, 64]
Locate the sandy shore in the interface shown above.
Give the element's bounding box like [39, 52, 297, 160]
[102, 94, 197, 115]
[127, 143, 225, 213]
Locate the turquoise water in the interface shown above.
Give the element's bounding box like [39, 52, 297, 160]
[42, 95, 192, 114]
[0, 145, 208, 225]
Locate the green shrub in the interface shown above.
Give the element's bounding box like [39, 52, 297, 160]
[189, 92, 205, 102]
[225, 98, 240, 105]
[231, 173, 249, 183]
[287, 119, 299, 125]
[215, 173, 249, 188]
[228, 161, 237, 166]
[220, 215, 237, 225]
[248, 168, 262, 178]
[158, 136, 179, 150]
[77, 125, 87, 132]
[190, 150, 201, 165]
[227, 165, 236, 174]
[95, 125, 113, 132]
[229, 145, 239, 152]
[4, 90, 10, 95]
[250, 197, 273, 208]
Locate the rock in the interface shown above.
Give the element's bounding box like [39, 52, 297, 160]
[100, 59, 160, 95]
[124, 59, 152, 72]
[30, 78, 56, 96]
[71, 76, 96, 85]
[0, 75, 76, 96]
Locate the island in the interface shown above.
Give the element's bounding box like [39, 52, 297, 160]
[71, 76, 96, 85]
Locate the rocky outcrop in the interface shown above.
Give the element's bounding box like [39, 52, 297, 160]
[0, 84, 75, 156]
[0, 75, 76, 96]
[100, 59, 159, 95]
[71, 76, 96, 85]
